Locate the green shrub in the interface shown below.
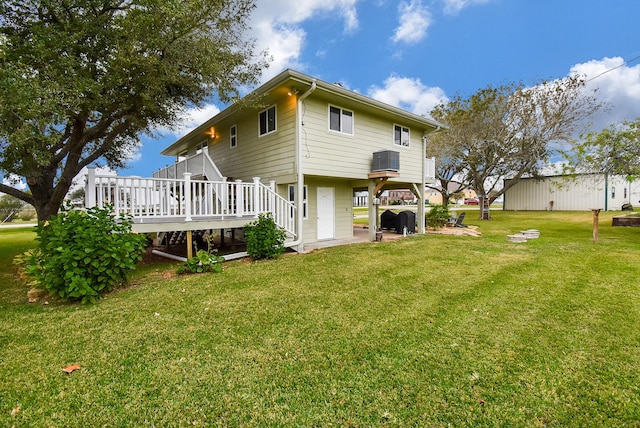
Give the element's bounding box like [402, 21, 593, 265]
[244, 212, 286, 260]
[18, 210, 35, 222]
[177, 250, 224, 274]
[426, 204, 450, 229]
[23, 205, 147, 303]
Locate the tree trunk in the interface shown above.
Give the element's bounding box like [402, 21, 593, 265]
[33, 199, 62, 222]
[28, 170, 72, 222]
[439, 189, 449, 206]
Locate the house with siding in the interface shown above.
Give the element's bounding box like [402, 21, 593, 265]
[86, 69, 446, 256]
[503, 174, 639, 211]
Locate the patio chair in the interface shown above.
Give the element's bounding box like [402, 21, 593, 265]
[454, 211, 468, 228]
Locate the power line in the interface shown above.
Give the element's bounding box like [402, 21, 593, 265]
[586, 54, 640, 82]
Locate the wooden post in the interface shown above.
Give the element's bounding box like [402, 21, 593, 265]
[231, 228, 236, 250]
[592, 209, 601, 243]
[186, 230, 193, 259]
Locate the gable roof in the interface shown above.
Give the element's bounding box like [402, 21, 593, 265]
[162, 69, 448, 156]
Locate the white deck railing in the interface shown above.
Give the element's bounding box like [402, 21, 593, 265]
[153, 151, 224, 182]
[85, 168, 296, 235]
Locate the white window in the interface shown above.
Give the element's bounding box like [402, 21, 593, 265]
[394, 124, 410, 147]
[230, 125, 237, 148]
[329, 105, 354, 135]
[195, 141, 208, 155]
[259, 106, 276, 136]
[288, 184, 308, 220]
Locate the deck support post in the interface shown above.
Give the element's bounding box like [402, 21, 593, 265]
[367, 181, 378, 242]
[412, 183, 426, 234]
[186, 230, 193, 259]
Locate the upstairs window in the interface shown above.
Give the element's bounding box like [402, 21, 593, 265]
[259, 106, 276, 136]
[329, 105, 354, 135]
[394, 124, 410, 147]
[230, 125, 237, 148]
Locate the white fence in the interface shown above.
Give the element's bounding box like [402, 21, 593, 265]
[85, 169, 296, 235]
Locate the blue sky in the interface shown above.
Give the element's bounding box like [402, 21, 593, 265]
[123, 0, 640, 178]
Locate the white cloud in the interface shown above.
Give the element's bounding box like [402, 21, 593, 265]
[256, 0, 359, 32]
[368, 75, 449, 117]
[392, 0, 432, 44]
[570, 56, 640, 131]
[146, 1, 361, 138]
[250, 0, 360, 80]
[252, 21, 306, 80]
[442, 0, 494, 15]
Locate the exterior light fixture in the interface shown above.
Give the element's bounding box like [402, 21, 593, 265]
[205, 127, 216, 139]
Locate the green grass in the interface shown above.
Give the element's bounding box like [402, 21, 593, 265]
[1, 211, 640, 426]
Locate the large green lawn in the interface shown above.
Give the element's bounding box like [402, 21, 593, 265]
[1, 211, 639, 427]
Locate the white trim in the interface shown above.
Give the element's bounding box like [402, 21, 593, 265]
[230, 124, 237, 148]
[258, 105, 277, 137]
[393, 124, 410, 148]
[328, 104, 354, 135]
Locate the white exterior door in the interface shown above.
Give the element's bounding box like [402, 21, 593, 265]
[317, 187, 335, 240]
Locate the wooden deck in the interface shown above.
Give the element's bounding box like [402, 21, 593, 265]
[131, 215, 259, 233]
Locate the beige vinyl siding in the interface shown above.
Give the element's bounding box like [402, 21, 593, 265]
[332, 181, 355, 240]
[280, 178, 353, 244]
[206, 96, 298, 182]
[302, 178, 353, 243]
[300, 97, 425, 183]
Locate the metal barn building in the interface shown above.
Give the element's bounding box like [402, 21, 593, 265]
[503, 174, 639, 211]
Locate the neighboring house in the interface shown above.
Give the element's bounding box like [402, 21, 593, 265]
[86, 69, 446, 255]
[382, 189, 417, 205]
[425, 182, 476, 205]
[503, 174, 639, 211]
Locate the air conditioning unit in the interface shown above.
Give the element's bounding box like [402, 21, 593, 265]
[372, 150, 400, 172]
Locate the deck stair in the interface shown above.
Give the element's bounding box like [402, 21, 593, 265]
[158, 230, 209, 247]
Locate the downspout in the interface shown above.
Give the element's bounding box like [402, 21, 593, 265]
[289, 80, 317, 251]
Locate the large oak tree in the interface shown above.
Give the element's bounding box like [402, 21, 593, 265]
[428, 76, 601, 218]
[0, 0, 268, 220]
